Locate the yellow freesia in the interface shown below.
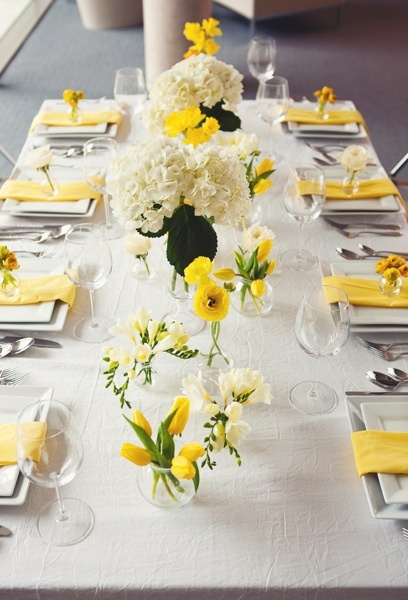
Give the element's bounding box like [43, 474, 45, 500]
[266, 259, 276, 275]
[171, 455, 196, 480]
[202, 39, 220, 55]
[257, 239, 273, 262]
[213, 268, 236, 281]
[132, 410, 152, 437]
[168, 396, 190, 435]
[256, 158, 274, 176]
[201, 117, 220, 136]
[183, 22, 202, 42]
[193, 280, 230, 321]
[184, 256, 213, 284]
[202, 18, 222, 37]
[184, 127, 211, 147]
[251, 279, 266, 297]
[120, 443, 152, 466]
[253, 179, 272, 195]
[179, 442, 205, 462]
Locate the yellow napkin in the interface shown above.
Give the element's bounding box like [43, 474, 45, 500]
[284, 108, 366, 127]
[351, 430, 408, 477]
[322, 275, 408, 307]
[0, 422, 47, 466]
[297, 178, 404, 208]
[0, 180, 101, 202]
[29, 110, 122, 131]
[0, 275, 76, 308]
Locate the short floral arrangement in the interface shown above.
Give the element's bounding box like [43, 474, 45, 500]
[376, 254, 408, 296]
[26, 145, 56, 194]
[0, 245, 20, 293]
[122, 231, 152, 277]
[63, 89, 85, 122]
[183, 17, 222, 57]
[313, 85, 336, 118]
[102, 308, 198, 408]
[338, 144, 370, 179]
[106, 136, 251, 275]
[181, 367, 272, 468]
[164, 106, 220, 147]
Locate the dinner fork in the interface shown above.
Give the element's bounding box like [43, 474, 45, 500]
[403, 527, 408, 541]
[0, 366, 20, 378]
[0, 373, 28, 386]
[335, 229, 402, 239]
[356, 337, 408, 353]
[364, 347, 408, 362]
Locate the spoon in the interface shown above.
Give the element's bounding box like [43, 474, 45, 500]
[386, 367, 408, 381]
[0, 525, 12, 537]
[0, 344, 13, 358]
[358, 244, 408, 259]
[0, 337, 34, 356]
[366, 370, 408, 390]
[335, 248, 375, 260]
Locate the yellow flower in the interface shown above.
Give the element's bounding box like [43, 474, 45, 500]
[201, 17, 222, 37]
[202, 38, 220, 55]
[179, 442, 205, 462]
[251, 279, 266, 297]
[3, 252, 19, 271]
[389, 255, 406, 268]
[193, 280, 230, 321]
[184, 256, 213, 284]
[256, 158, 274, 176]
[132, 410, 152, 437]
[313, 86, 336, 105]
[253, 178, 272, 196]
[383, 267, 401, 284]
[168, 396, 190, 435]
[213, 268, 236, 281]
[183, 22, 203, 42]
[164, 112, 186, 137]
[201, 116, 220, 136]
[257, 239, 273, 262]
[183, 127, 211, 147]
[62, 89, 85, 107]
[120, 443, 152, 466]
[266, 259, 276, 275]
[171, 455, 196, 480]
[375, 258, 389, 274]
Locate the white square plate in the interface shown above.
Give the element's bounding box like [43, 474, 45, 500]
[1, 257, 64, 324]
[0, 386, 53, 504]
[345, 392, 408, 519]
[1, 198, 96, 217]
[361, 402, 408, 504]
[0, 300, 69, 332]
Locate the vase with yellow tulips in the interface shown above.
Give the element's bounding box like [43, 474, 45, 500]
[121, 397, 204, 507]
[313, 85, 336, 120]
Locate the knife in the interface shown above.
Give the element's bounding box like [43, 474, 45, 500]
[323, 217, 401, 231]
[0, 336, 62, 348]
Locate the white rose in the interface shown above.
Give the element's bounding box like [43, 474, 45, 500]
[338, 145, 369, 173]
[122, 231, 151, 257]
[242, 225, 275, 253]
[27, 145, 53, 169]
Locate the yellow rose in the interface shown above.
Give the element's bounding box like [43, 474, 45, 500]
[251, 279, 266, 297]
[120, 443, 152, 466]
[132, 410, 152, 437]
[179, 442, 205, 462]
[168, 396, 190, 435]
[253, 178, 272, 196]
[184, 256, 213, 284]
[193, 281, 230, 321]
[256, 158, 274, 176]
[257, 239, 273, 262]
[213, 268, 236, 281]
[171, 455, 196, 480]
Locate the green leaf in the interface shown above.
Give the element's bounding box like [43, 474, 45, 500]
[166, 204, 218, 275]
[157, 422, 175, 461]
[123, 415, 158, 460]
[199, 100, 241, 132]
[192, 461, 200, 492]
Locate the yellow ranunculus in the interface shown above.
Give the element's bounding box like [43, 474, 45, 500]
[213, 268, 236, 281]
[171, 455, 196, 480]
[201, 116, 220, 136]
[184, 256, 213, 284]
[253, 178, 272, 196]
[251, 279, 266, 297]
[383, 267, 401, 284]
[256, 158, 274, 176]
[132, 410, 152, 437]
[257, 239, 273, 262]
[266, 259, 276, 275]
[120, 443, 152, 466]
[168, 396, 190, 435]
[179, 442, 205, 462]
[3, 252, 19, 271]
[193, 281, 230, 321]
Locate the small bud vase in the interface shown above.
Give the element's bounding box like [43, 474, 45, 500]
[134, 363, 158, 388]
[197, 321, 234, 394]
[164, 268, 205, 336]
[137, 464, 195, 508]
[0, 272, 20, 298]
[341, 171, 360, 196]
[230, 278, 274, 317]
[131, 255, 154, 281]
[379, 275, 403, 297]
[39, 167, 59, 198]
[315, 104, 329, 121]
[68, 105, 83, 123]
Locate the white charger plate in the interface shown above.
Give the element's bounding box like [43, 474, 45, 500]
[1, 198, 97, 218]
[0, 300, 69, 332]
[0, 386, 53, 505]
[345, 391, 408, 519]
[361, 402, 408, 504]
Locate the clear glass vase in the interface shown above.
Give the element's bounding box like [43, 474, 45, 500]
[39, 166, 59, 197]
[131, 255, 154, 281]
[379, 275, 403, 297]
[341, 171, 360, 196]
[68, 105, 83, 123]
[315, 104, 329, 120]
[198, 321, 234, 394]
[230, 278, 274, 317]
[0, 271, 20, 298]
[137, 464, 195, 508]
[134, 363, 158, 387]
[163, 268, 205, 336]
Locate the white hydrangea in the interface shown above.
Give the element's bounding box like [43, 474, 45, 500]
[143, 54, 243, 135]
[212, 130, 260, 159]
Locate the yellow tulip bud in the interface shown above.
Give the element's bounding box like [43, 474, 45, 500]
[213, 268, 236, 281]
[168, 396, 190, 435]
[253, 178, 272, 196]
[251, 279, 266, 297]
[120, 443, 151, 466]
[266, 259, 276, 275]
[171, 455, 196, 480]
[256, 158, 274, 176]
[132, 410, 152, 437]
[179, 442, 205, 462]
[257, 239, 273, 262]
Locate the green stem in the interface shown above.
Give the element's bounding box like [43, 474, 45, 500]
[40, 166, 55, 192]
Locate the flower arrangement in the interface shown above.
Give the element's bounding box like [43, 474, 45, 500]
[102, 308, 199, 408]
[26, 145, 57, 194]
[338, 144, 370, 195]
[63, 89, 85, 122]
[313, 85, 336, 118]
[122, 231, 152, 278]
[106, 136, 251, 275]
[183, 17, 222, 58]
[376, 254, 408, 296]
[0, 245, 20, 294]
[164, 106, 220, 147]
[121, 398, 204, 505]
[181, 368, 272, 469]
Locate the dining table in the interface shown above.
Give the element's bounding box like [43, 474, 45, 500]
[0, 98, 408, 600]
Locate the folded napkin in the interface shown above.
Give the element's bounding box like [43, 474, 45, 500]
[29, 110, 122, 131]
[284, 108, 366, 127]
[351, 430, 408, 476]
[0, 275, 76, 308]
[297, 178, 400, 201]
[322, 275, 408, 307]
[0, 422, 47, 466]
[0, 180, 101, 202]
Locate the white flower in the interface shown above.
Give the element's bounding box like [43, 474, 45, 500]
[242, 225, 275, 254]
[205, 403, 220, 416]
[109, 314, 138, 344]
[133, 343, 152, 363]
[182, 373, 212, 413]
[147, 319, 161, 343]
[224, 402, 251, 446]
[27, 145, 54, 170]
[152, 335, 176, 354]
[107, 348, 133, 368]
[134, 307, 151, 335]
[212, 130, 259, 159]
[218, 368, 272, 405]
[166, 322, 189, 347]
[122, 231, 151, 257]
[338, 145, 370, 174]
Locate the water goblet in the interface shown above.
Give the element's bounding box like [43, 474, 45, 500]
[255, 76, 290, 156]
[64, 223, 114, 343]
[16, 399, 94, 546]
[280, 165, 326, 271]
[247, 35, 277, 82]
[290, 285, 350, 416]
[83, 137, 123, 240]
[114, 67, 147, 143]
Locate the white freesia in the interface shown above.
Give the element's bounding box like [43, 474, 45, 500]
[218, 368, 272, 406]
[122, 231, 151, 257]
[224, 402, 251, 446]
[242, 225, 276, 254]
[152, 335, 176, 354]
[109, 315, 138, 344]
[182, 373, 212, 413]
[133, 343, 153, 363]
[143, 54, 243, 136]
[166, 322, 189, 347]
[27, 145, 54, 170]
[107, 348, 133, 368]
[134, 307, 150, 335]
[212, 131, 259, 159]
[147, 320, 161, 343]
[338, 145, 370, 174]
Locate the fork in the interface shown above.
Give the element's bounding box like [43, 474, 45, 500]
[403, 527, 408, 541]
[0, 366, 20, 378]
[0, 373, 28, 386]
[356, 337, 408, 352]
[363, 347, 408, 362]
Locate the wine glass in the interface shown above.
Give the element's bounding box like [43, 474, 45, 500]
[83, 137, 123, 240]
[255, 76, 290, 156]
[247, 35, 277, 82]
[280, 165, 326, 271]
[290, 285, 350, 416]
[16, 399, 94, 546]
[114, 67, 147, 143]
[64, 223, 113, 343]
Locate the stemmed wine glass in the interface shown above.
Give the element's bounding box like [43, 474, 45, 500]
[16, 399, 94, 546]
[290, 285, 350, 416]
[247, 35, 277, 82]
[255, 76, 290, 156]
[64, 223, 113, 343]
[114, 67, 147, 144]
[83, 136, 123, 240]
[280, 165, 326, 271]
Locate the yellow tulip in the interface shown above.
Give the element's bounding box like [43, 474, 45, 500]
[257, 239, 273, 262]
[184, 256, 213, 284]
[256, 158, 274, 176]
[120, 443, 151, 466]
[253, 178, 272, 196]
[168, 396, 190, 435]
[266, 259, 276, 275]
[179, 442, 205, 462]
[171, 455, 196, 480]
[251, 279, 266, 297]
[213, 268, 236, 281]
[132, 410, 152, 437]
[193, 281, 230, 321]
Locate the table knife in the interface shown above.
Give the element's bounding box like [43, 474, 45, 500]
[0, 336, 62, 348]
[323, 217, 401, 231]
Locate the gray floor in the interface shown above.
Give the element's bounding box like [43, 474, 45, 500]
[0, 0, 407, 178]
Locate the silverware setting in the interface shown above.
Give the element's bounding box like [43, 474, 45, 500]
[0, 337, 34, 358]
[0, 371, 28, 386]
[336, 248, 377, 260]
[0, 335, 62, 349]
[324, 217, 401, 232]
[403, 527, 408, 542]
[366, 371, 408, 390]
[331, 228, 402, 239]
[15, 249, 60, 259]
[358, 337, 408, 361]
[358, 244, 408, 258]
[0, 224, 72, 242]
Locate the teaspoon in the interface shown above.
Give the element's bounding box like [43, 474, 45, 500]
[0, 337, 34, 357]
[358, 244, 408, 259]
[366, 370, 408, 390]
[335, 248, 374, 260]
[386, 367, 408, 381]
[0, 525, 12, 537]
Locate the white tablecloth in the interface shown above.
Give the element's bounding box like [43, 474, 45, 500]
[1, 101, 408, 599]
